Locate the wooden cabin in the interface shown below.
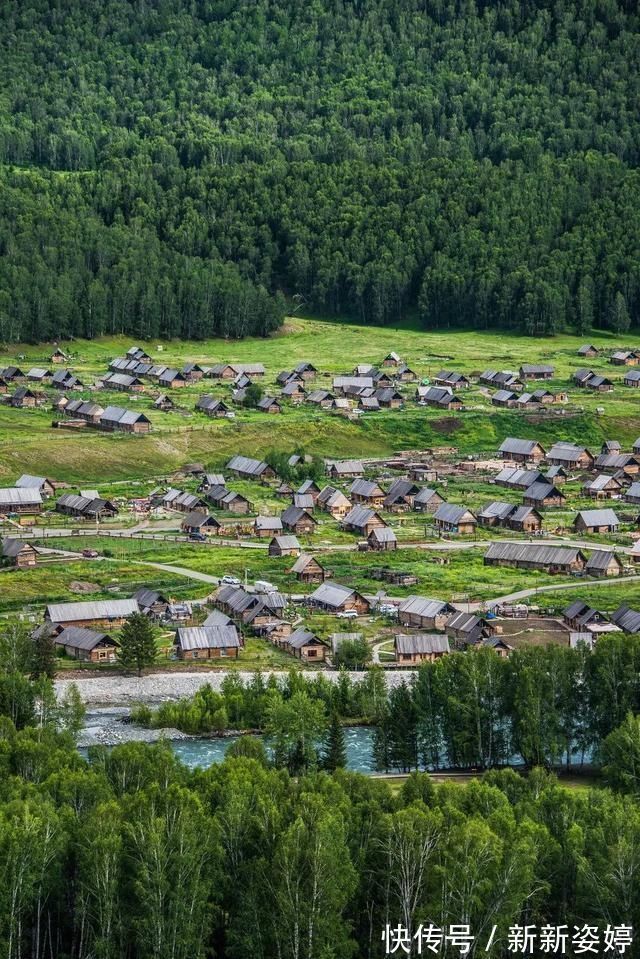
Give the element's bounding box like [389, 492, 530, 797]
[308, 582, 370, 615]
[176, 625, 241, 660]
[269, 535, 301, 557]
[286, 628, 328, 662]
[394, 633, 449, 664]
[291, 553, 326, 584]
[1, 538, 37, 568]
[433, 504, 477, 535]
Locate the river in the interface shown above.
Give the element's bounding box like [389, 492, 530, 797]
[80, 707, 379, 772]
[172, 726, 377, 771]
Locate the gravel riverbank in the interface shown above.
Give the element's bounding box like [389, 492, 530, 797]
[77, 706, 191, 748]
[56, 670, 414, 706]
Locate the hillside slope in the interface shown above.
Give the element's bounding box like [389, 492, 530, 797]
[0, 0, 639, 340]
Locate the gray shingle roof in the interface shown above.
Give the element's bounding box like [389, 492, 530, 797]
[0, 487, 43, 506]
[291, 553, 323, 573]
[485, 542, 584, 566]
[227, 455, 269, 476]
[495, 468, 544, 488]
[499, 438, 542, 455]
[203, 609, 233, 627]
[46, 598, 139, 623]
[288, 628, 327, 650]
[281, 505, 315, 526]
[413, 487, 441, 505]
[585, 474, 619, 492]
[521, 364, 554, 374]
[478, 501, 515, 520]
[56, 626, 116, 652]
[585, 550, 620, 571]
[395, 634, 449, 656]
[271, 535, 301, 550]
[177, 625, 240, 651]
[133, 588, 167, 610]
[398, 596, 450, 618]
[612, 605, 640, 633]
[101, 405, 150, 426]
[493, 389, 517, 403]
[15, 474, 50, 489]
[369, 526, 397, 543]
[255, 516, 283, 531]
[327, 459, 365, 475]
[350, 479, 384, 498]
[547, 442, 592, 464]
[434, 503, 475, 524]
[342, 505, 380, 528]
[509, 506, 539, 523]
[524, 482, 563, 502]
[182, 510, 219, 528]
[309, 582, 358, 608]
[1, 538, 35, 558]
[576, 508, 620, 527]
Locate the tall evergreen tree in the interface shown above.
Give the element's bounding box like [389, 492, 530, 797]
[31, 628, 57, 680]
[117, 613, 156, 677]
[322, 711, 346, 772]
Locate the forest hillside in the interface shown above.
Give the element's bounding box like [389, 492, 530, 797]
[0, 0, 638, 340]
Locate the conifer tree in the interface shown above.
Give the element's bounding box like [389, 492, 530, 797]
[117, 613, 156, 677]
[31, 628, 57, 680]
[322, 711, 346, 771]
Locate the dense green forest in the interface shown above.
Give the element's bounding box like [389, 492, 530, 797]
[1, 0, 639, 341]
[2, 629, 640, 955]
[0, 729, 639, 958]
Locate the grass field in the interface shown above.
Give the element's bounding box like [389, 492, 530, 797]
[0, 316, 638, 644]
[0, 557, 206, 617]
[0, 316, 639, 483]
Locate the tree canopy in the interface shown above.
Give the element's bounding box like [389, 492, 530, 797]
[0, 0, 639, 340]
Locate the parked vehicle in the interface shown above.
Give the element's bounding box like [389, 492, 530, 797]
[221, 574, 241, 586]
[82, 548, 99, 558]
[337, 609, 358, 619]
[188, 531, 206, 542]
[378, 603, 398, 616]
[254, 579, 277, 594]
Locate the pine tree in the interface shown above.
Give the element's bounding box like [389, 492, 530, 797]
[611, 291, 631, 334]
[31, 628, 57, 680]
[117, 613, 157, 676]
[322, 711, 346, 771]
[387, 682, 419, 773]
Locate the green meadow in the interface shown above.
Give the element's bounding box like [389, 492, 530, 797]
[0, 316, 638, 484]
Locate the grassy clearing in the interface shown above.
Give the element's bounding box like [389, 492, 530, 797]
[0, 558, 203, 616]
[31, 536, 622, 608]
[0, 318, 638, 483]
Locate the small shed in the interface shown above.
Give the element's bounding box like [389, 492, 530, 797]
[286, 628, 329, 662]
[291, 553, 326, 584]
[269, 535, 301, 557]
[434, 503, 477, 534]
[1, 538, 37, 568]
[368, 526, 398, 551]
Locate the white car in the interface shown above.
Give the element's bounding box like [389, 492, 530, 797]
[378, 604, 398, 616]
[336, 609, 358, 619]
[221, 575, 241, 586]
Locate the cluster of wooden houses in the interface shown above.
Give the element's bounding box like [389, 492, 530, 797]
[54, 398, 152, 433]
[31, 589, 243, 663]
